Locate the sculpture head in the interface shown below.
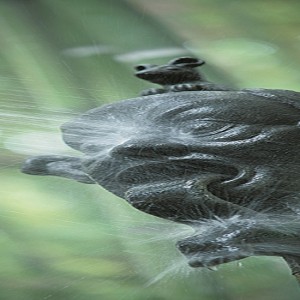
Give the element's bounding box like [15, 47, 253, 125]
[22, 59, 300, 275]
[56, 89, 300, 221]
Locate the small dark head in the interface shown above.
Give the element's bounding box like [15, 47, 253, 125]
[134, 57, 205, 86]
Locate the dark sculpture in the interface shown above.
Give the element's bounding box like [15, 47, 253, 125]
[22, 57, 300, 281]
[135, 57, 230, 95]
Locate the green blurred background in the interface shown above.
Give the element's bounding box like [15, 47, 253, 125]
[1, 0, 300, 299]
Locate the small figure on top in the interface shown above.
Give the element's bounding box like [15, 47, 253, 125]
[134, 56, 230, 96]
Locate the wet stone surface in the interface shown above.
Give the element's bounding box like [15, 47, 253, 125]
[22, 57, 300, 277]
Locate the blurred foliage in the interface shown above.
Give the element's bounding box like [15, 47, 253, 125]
[0, 0, 300, 299]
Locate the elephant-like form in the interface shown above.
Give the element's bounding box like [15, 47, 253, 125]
[22, 57, 300, 279]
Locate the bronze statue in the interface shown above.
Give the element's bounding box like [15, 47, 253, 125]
[22, 57, 300, 281]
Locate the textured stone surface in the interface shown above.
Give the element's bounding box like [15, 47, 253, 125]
[22, 83, 300, 274]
